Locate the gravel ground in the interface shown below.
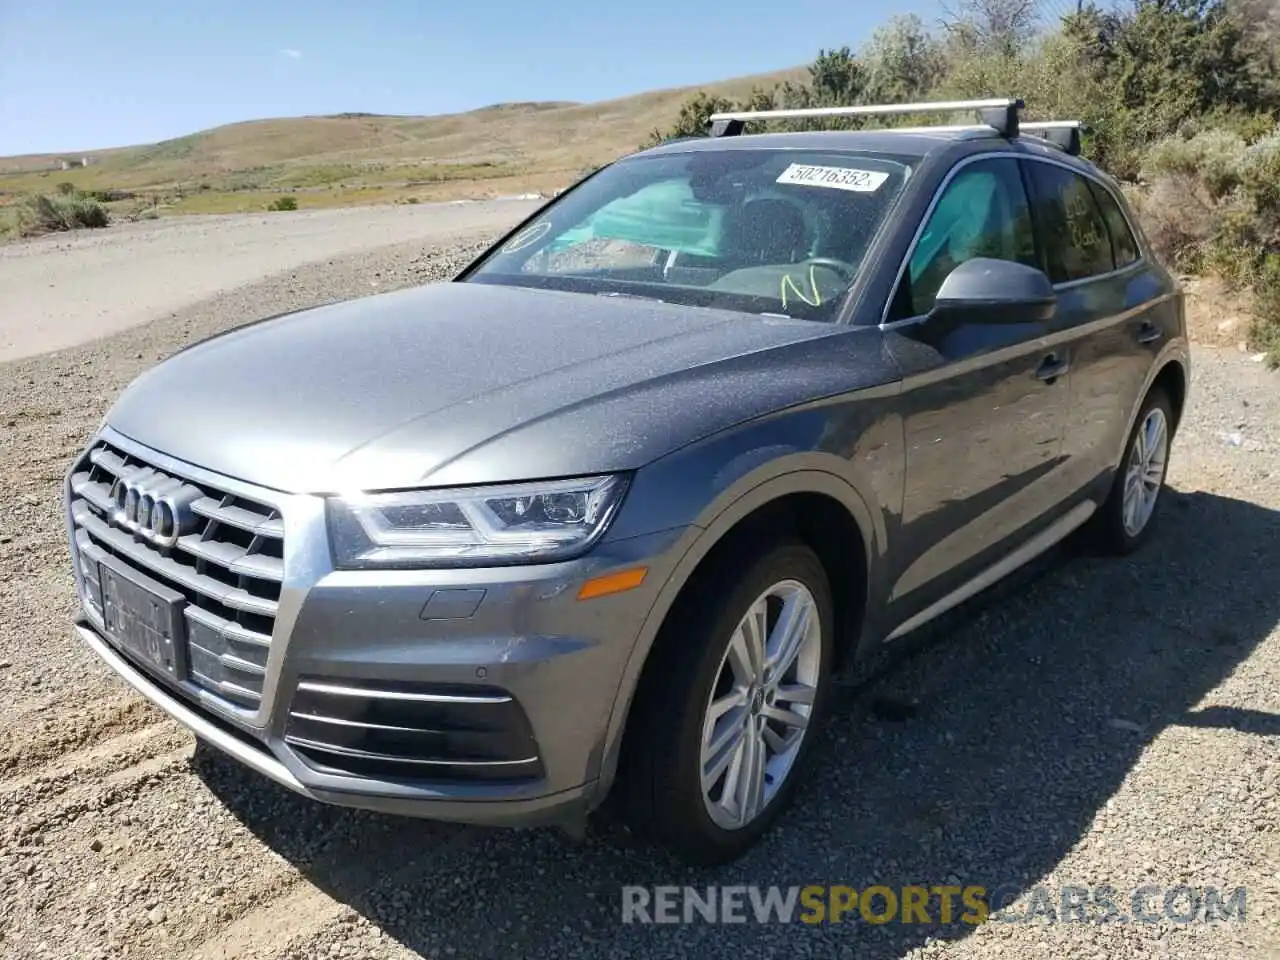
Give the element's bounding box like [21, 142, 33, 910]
[0, 228, 1277, 960]
[0, 199, 541, 363]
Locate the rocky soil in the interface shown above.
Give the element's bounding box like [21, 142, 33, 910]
[0, 227, 1277, 960]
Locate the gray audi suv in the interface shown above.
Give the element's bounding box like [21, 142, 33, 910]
[63, 99, 1189, 864]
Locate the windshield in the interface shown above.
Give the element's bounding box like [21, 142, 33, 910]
[462, 148, 914, 322]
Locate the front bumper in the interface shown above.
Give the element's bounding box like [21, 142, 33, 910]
[75, 621, 599, 825]
[66, 428, 684, 827]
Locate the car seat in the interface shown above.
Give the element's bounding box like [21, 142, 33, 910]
[721, 198, 809, 267]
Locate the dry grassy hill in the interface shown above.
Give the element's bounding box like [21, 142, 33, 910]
[0, 68, 804, 217]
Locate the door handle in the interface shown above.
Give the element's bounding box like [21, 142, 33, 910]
[1035, 355, 1069, 383]
[1137, 321, 1163, 345]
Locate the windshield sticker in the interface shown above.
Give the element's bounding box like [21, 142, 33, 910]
[502, 220, 552, 252]
[776, 164, 890, 193]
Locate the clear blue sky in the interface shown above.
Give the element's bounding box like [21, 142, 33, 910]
[0, 0, 946, 156]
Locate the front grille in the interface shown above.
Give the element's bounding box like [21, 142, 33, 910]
[285, 679, 543, 782]
[68, 439, 284, 714]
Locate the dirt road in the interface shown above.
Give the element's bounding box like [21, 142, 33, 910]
[0, 224, 1277, 960]
[0, 200, 541, 362]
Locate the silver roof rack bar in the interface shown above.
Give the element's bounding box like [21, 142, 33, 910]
[1020, 120, 1084, 130]
[708, 98, 1024, 138]
[1020, 120, 1087, 156]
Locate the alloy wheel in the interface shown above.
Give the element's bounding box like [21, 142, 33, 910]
[1122, 406, 1169, 538]
[698, 579, 823, 831]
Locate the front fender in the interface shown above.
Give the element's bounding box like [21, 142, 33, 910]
[589, 394, 904, 800]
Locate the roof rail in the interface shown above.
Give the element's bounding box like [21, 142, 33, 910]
[1019, 120, 1087, 156]
[708, 98, 1025, 138]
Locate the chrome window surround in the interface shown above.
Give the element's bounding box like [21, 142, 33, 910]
[878, 149, 1149, 330]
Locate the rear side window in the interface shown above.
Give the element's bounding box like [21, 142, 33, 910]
[1087, 180, 1140, 268]
[1025, 162, 1114, 283]
[890, 157, 1037, 320]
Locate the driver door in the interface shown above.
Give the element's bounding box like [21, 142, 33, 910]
[881, 156, 1071, 624]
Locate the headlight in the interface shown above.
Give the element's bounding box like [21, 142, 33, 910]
[327, 475, 629, 569]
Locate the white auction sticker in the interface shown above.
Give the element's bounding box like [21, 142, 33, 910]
[776, 163, 890, 193]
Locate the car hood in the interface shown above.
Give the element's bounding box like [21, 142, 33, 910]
[105, 281, 883, 493]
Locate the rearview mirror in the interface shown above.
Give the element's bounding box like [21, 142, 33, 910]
[929, 257, 1057, 325]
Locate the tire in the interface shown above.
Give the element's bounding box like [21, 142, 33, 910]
[616, 539, 835, 865]
[1092, 386, 1174, 555]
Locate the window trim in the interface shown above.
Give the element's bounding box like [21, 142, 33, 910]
[1085, 177, 1140, 271]
[878, 151, 1147, 330]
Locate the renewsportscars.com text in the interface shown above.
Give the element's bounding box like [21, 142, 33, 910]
[620, 884, 1247, 926]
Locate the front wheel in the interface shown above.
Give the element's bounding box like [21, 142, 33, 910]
[1093, 387, 1174, 554]
[617, 540, 835, 864]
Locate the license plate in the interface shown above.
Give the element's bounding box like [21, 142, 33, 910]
[99, 556, 188, 681]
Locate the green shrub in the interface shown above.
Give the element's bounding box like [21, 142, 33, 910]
[1177, 108, 1277, 144]
[56, 181, 76, 196]
[1140, 130, 1246, 198]
[14, 192, 110, 237]
[266, 196, 298, 211]
[1251, 255, 1280, 367]
[1238, 133, 1280, 215]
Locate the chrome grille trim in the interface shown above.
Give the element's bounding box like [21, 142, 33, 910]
[284, 678, 545, 781]
[295, 680, 512, 704]
[283, 736, 540, 768]
[67, 435, 288, 718]
[189, 642, 267, 676]
[175, 534, 285, 582]
[287, 711, 437, 734]
[184, 605, 272, 648]
[190, 498, 285, 538]
[71, 507, 279, 617]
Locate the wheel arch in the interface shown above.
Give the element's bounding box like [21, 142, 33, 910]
[593, 466, 881, 801]
[1113, 345, 1191, 469]
[1151, 357, 1188, 432]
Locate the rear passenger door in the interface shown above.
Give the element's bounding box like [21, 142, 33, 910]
[1021, 159, 1171, 500]
[881, 157, 1070, 622]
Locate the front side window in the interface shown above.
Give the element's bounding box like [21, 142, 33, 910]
[891, 157, 1037, 320]
[463, 148, 914, 322]
[1026, 162, 1115, 282]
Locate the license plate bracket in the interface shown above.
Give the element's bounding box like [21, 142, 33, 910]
[98, 555, 188, 681]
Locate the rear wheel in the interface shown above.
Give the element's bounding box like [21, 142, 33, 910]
[617, 540, 834, 865]
[1093, 387, 1173, 554]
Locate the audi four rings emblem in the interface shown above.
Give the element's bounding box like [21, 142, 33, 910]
[108, 471, 201, 548]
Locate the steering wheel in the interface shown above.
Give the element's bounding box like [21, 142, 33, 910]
[800, 257, 858, 284]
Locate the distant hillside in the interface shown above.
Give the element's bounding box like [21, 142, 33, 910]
[0, 68, 804, 214]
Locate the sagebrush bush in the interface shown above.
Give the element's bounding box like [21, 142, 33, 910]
[1140, 130, 1246, 198]
[1238, 134, 1280, 215]
[266, 196, 298, 211]
[15, 193, 110, 237]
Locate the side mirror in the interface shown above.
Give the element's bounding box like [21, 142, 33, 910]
[929, 257, 1057, 325]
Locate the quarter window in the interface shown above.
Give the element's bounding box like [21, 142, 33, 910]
[891, 158, 1037, 320]
[1087, 180, 1140, 268]
[1025, 162, 1115, 282]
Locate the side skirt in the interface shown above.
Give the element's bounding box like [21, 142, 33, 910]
[883, 499, 1097, 643]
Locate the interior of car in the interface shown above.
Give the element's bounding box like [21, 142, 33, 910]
[495, 149, 913, 319]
